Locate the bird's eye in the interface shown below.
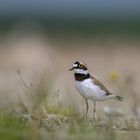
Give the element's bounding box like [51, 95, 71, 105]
[79, 64, 84, 68]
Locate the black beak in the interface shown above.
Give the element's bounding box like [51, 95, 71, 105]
[69, 67, 74, 71]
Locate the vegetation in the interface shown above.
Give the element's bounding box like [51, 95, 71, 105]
[0, 15, 140, 139]
[0, 70, 140, 140]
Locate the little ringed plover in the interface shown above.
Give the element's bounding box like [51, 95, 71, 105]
[69, 61, 123, 119]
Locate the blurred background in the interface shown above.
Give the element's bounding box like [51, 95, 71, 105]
[0, 0, 140, 139]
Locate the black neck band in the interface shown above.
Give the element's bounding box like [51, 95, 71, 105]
[74, 73, 90, 81]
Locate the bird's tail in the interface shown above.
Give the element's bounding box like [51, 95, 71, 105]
[114, 95, 123, 101]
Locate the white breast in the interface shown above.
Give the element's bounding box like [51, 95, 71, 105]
[75, 79, 107, 101]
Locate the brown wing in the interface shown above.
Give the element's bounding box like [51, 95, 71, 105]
[90, 75, 112, 96]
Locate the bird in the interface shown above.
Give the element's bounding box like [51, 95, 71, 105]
[69, 61, 123, 119]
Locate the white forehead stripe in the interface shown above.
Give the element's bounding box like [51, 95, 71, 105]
[73, 64, 78, 67]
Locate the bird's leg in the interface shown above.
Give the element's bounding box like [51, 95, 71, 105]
[85, 99, 89, 118]
[93, 102, 97, 120]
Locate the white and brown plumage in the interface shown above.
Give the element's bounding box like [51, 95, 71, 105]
[69, 61, 123, 119]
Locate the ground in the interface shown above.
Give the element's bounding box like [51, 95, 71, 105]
[0, 35, 140, 140]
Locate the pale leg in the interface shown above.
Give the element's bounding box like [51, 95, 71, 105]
[85, 99, 89, 118]
[93, 102, 97, 120]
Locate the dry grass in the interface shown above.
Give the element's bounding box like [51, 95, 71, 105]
[0, 32, 140, 139]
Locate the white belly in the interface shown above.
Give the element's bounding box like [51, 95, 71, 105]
[75, 79, 107, 101]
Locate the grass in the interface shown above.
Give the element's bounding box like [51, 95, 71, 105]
[1, 109, 140, 140]
[0, 111, 38, 140]
[0, 75, 140, 140]
[0, 49, 140, 139]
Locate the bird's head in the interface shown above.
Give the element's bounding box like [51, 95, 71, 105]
[69, 61, 88, 74]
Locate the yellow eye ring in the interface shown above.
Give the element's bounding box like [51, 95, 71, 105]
[79, 64, 84, 68]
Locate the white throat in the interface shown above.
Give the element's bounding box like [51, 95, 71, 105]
[74, 69, 88, 75]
